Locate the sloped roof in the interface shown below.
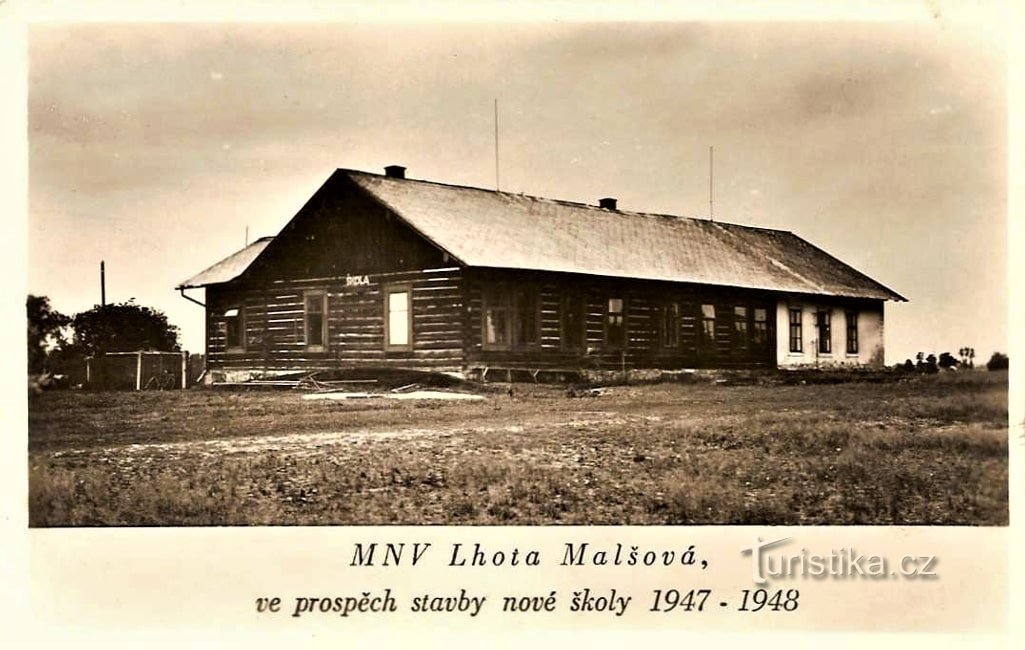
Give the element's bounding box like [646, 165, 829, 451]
[348, 171, 905, 301]
[177, 237, 273, 289]
[177, 169, 905, 301]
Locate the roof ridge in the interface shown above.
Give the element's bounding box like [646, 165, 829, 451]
[340, 167, 791, 234]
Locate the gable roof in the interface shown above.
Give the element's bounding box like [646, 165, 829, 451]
[177, 236, 273, 289]
[347, 171, 905, 301]
[178, 169, 905, 302]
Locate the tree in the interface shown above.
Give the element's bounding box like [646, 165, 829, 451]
[72, 300, 180, 355]
[938, 352, 958, 370]
[986, 352, 1009, 372]
[26, 294, 70, 374]
[958, 347, 977, 369]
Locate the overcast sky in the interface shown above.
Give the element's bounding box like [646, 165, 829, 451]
[27, 19, 1006, 363]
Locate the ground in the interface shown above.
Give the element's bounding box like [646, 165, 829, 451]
[28, 371, 1008, 526]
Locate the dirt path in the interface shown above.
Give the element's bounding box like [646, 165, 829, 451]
[43, 412, 665, 461]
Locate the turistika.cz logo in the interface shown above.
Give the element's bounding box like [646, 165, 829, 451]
[741, 536, 939, 585]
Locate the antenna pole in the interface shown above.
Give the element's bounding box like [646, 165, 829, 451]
[245, 225, 249, 247]
[100, 260, 106, 307]
[709, 146, 714, 221]
[494, 98, 501, 191]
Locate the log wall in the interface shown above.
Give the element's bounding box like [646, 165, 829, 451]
[206, 268, 464, 372]
[463, 269, 778, 371]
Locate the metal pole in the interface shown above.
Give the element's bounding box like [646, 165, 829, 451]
[709, 146, 714, 221]
[135, 351, 142, 391]
[100, 260, 106, 307]
[494, 98, 500, 191]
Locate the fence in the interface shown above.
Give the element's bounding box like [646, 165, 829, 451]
[85, 351, 190, 390]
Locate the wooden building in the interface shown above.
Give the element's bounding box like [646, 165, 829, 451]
[177, 166, 905, 381]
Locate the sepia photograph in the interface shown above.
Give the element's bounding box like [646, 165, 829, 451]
[26, 17, 1007, 529]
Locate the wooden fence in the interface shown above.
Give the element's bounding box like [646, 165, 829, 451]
[85, 351, 190, 390]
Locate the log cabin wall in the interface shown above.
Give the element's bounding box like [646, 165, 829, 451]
[206, 268, 464, 372]
[205, 264, 780, 375]
[463, 268, 779, 371]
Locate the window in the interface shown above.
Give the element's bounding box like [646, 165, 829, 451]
[304, 291, 328, 352]
[482, 287, 511, 349]
[846, 310, 859, 354]
[753, 308, 769, 349]
[483, 285, 541, 350]
[733, 306, 749, 350]
[660, 302, 680, 348]
[224, 307, 244, 353]
[788, 308, 803, 353]
[385, 286, 412, 351]
[561, 294, 586, 350]
[817, 310, 832, 354]
[700, 304, 716, 345]
[513, 288, 540, 348]
[605, 297, 626, 348]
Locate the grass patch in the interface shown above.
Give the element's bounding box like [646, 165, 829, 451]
[28, 371, 1008, 526]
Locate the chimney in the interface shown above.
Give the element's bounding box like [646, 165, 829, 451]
[384, 165, 406, 179]
[598, 197, 617, 210]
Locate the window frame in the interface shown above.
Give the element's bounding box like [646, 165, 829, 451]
[752, 307, 770, 350]
[699, 303, 717, 350]
[224, 305, 245, 354]
[481, 285, 512, 351]
[383, 284, 413, 352]
[817, 309, 832, 355]
[733, 305, 749, 352]
[845, 310, 859, 355]
[560, 292, 587, 351]
[604, 296, 627, 350]
[303, 290, 329, 353]
[481, 284, 542, 351]
[512, 286, 542, 349]
[788, 307, 803, 353]
[660, 300, 681, 350]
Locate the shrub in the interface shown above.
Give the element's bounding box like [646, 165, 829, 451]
[986, 352, 1009, 371]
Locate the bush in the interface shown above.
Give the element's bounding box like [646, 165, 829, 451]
[72, 300, 180, 354]
[986, 352, 1009, 371]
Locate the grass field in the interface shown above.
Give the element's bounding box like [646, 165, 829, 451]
[28, 371, 1009, 526]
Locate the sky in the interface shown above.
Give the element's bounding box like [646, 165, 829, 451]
[26, 18, 1007, 363]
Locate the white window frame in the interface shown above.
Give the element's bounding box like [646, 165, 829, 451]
[384, 284, 413, 352]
